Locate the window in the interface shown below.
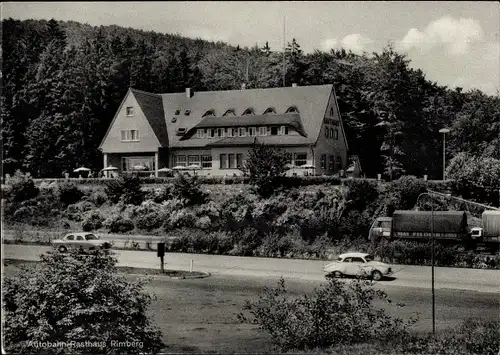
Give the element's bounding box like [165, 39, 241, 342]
[122, 156, 155, 172]
[176, 127, 187, 136]
[121, 130, 139, 141]
[227, 128, 235, 137]
[197, 129, 204, 138]
[203, 109, 216, 117]
[325, 127, 329, 138]
[201, 155, 212, 168]
[336, 156, 342, 169]
[228, 154, 235, 168]
[85, 234, 98, 240]
[329, 155, 334, 171]
[279, 126, 286, 135]
[173, 155, 187, 167]
[286, 106, 299, 114]
[270, 127, 278, 136]
[294, 153, 307, 166]
[175, 109, 181, 115]
[321, 154, 326, 169]
[223, 109, 236, 116]
[184, 109, 191, 116]
[330, 107, 334, 117]
[171, 117, 177, 123]
[242, 108, 254, 115]
[76, 235, 84, 241]
[330, 128, 334, 139]
[66, 235, 74, 241]
[188, 155, 201, 167]
[258, 127, 267, 136]
[285, 126, 289, 135]
[220, 154, 228, 169]
[352, 257, 364, 263]
[238, 127, 246, 137]
[263, 107, 276, 115]
[126, 106, 134, 116]
[334, 129, 339, 140]
[248, 127, 256, 136]
[236, 154, 243, 168]
[208, 129, 215, 138]
[216, 128, 225, 137]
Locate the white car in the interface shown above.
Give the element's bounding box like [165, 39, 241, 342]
[51, 232, 111, 253]
[322, 252, 392, 281]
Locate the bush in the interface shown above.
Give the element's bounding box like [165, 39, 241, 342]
[57, 181, 84, 205]
[344, 179, 379, 211]
[3, 249, 164, 353]
[82, 210, 105, 231]
[8, 171, 39, 202]
[165, 209, 197, 230]
[172, 173, 209, 205]
[105, 174, 144, 205]
[103, 214, 135, 233]
[238, 277, 413, 352]
[133, 202, 166, 231]
[91, 190, 108, 206]
[66, 201, 94, 222]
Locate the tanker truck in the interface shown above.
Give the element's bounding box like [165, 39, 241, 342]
[369, 210, 500, 251]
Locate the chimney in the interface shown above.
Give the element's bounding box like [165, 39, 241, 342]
[292, 83, 298, 87]
[185, 88, 193, 98]
[241, 83, 246, 90]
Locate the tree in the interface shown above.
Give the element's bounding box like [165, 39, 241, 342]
[3, 250, 165, 354]
[242, 142, 291, 197]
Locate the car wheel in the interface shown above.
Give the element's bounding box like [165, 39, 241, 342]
[372, 270, 383, 281]
[58, 246, 68, 253]
[331, 271, 343, 278]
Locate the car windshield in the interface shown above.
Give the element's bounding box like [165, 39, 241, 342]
[85, 234, 98, 240]
[337, 257, 343, 262]
[364, 255, 374, 262]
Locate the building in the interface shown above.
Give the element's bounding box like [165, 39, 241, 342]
[99, 84, 349, 176]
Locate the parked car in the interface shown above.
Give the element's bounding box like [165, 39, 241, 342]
[51, 232, 111, 253]
[322, 252, 392, 281]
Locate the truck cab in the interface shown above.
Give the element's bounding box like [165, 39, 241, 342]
[368, 217, 392, 242]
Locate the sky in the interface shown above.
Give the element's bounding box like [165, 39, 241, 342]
[3, 1, 499, 95]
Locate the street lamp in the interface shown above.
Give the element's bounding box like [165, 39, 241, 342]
[416, 192, 436, 334]
[439, 128, 450, 180]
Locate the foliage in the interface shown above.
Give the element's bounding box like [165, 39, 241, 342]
[90, 190, 108, 206]
[103, 214, 135, 233]
[172, 173, 209, 205]
[81, 210, 105, 231]
[56, 181, 84, 205]
[446, 153, 500, 207]
[104, 174, 144, 205]
[132, 201, 166, 231]
[238, 277, 413, 351]
[7, 171, 40, 202]
[243, 143, 292, 197]
[2, 249, 164, 354]
[381, 175, 428, 216]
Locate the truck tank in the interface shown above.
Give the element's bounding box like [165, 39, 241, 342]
[482, 210, 500, 237]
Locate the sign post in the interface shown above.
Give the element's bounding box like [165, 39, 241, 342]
[157, 242, 165, 273]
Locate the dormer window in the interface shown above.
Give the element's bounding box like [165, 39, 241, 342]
[263, 107, 276, 115]
[223, 109, 236, 116]
[238, 127, 246, 137]
[270, 127, 278, 135]
[216, 128, 225, 137]
[175, 109, 181, 115]
[126, 107, 134, 116]
[227, 128, 235, 137]
[184, 109, 191, 116]
[203, 109, 216, 117]
[279, 126, 288, 135]
[171, 117, 177, 123]
[330, 107, 334, 117]
[286, 106, 299, 114]
[197, 129, 204, 138]
[176, 127, 187, 136]
[258, 127, 267, 136]
[248, 127, 256, 136]
[242, 108, 254, 115]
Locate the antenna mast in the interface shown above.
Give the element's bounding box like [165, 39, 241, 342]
[283, 16, 286, 87]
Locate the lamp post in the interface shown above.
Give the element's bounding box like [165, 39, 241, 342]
[416, 192, 436, 334]
[439, 128, 450, 180]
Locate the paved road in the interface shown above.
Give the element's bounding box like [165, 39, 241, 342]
[4, 244, 499, 293]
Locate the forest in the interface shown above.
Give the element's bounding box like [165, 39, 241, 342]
[2, 18, 500, 179]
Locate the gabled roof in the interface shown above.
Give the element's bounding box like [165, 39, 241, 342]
[181, 113, 307, 139]
[131, 88, 169, 147]
[162, 85, 333, 148]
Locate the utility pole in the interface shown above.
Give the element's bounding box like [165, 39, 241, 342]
[283, 16, 286, 87]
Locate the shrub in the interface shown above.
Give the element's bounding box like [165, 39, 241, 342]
[82, 210, 105, 231]
[91, 190, 108, 206]
[3, 249, 164, 353]
[57, 181, 84, 205]
[134, 202, 166, 231]
[8, 171, 39, 202]
[103, 215, 135, 233]
[151, 184, 175, 203]
[165, 209, 197, 230]
[172, 173, 209, 205]
[104, 174, 144, 205]
[238, 277, 413, 352]
[243, 143, 291, 197]
[344, 179, 379, 211]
